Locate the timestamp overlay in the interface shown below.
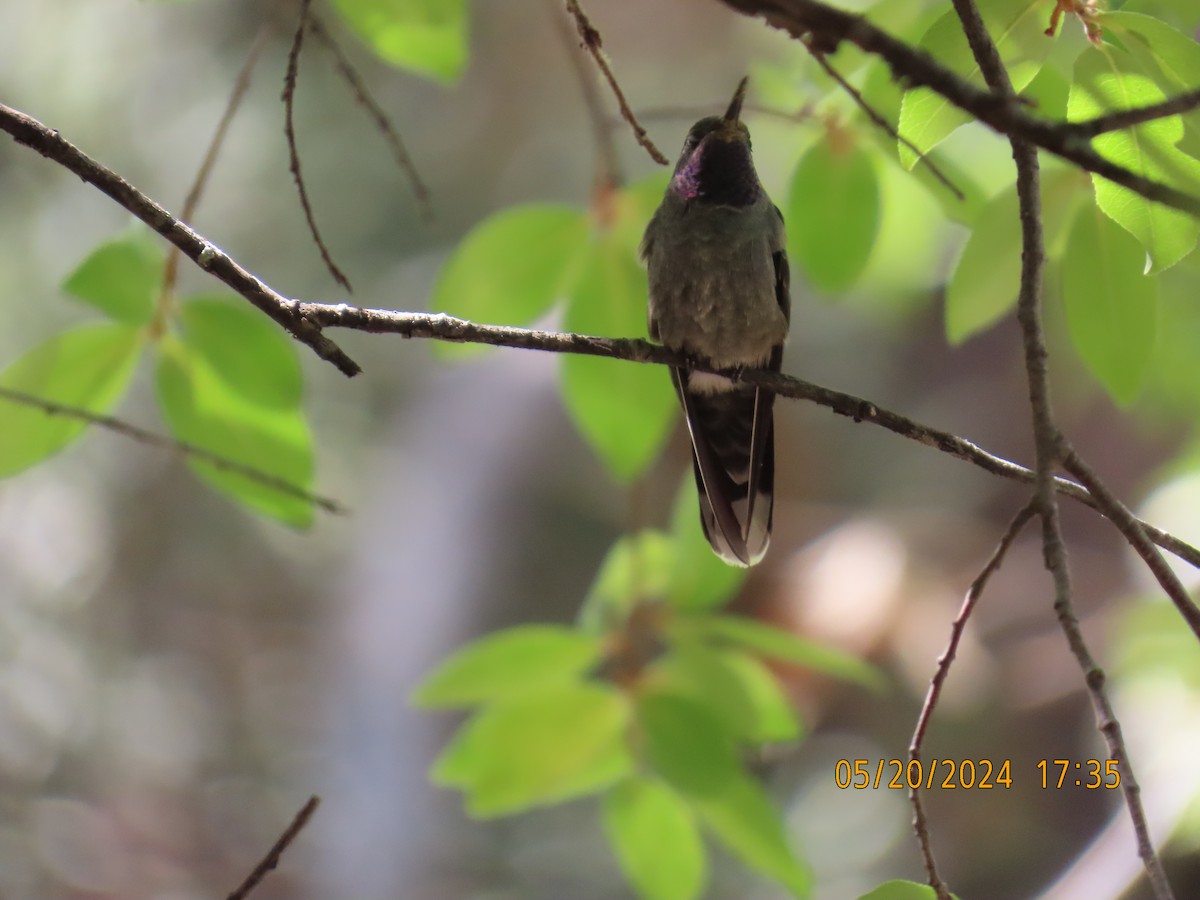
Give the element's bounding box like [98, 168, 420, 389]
[833, 758, 1123, 791]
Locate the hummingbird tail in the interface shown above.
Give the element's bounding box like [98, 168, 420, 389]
[673, 369, 775, 567]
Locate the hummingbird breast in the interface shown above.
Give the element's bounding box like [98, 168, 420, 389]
[644, 195, 787, 372]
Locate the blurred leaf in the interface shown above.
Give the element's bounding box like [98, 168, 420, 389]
[1112, 598, 1200, 691]
[1062, 202, 1158, 404]
[579, 530, 674, 632]
[412, 625, 605, 708]
[665, 477, 745, 610]
[946, 169, 1081, 342]
[0, 325, 142, 476]
[432, 204, 590, 357]
[62, 231, 162, 325]
[1068, 45, 1200, 271]
[693, 772, 813, 898]
[603, 777, 708, 900]
[677, 614, 884, 690]
[178, 296, 303, 408]
[787, 134, 880, 293]
[431, 683, 631, 817]
[859, 881, 948, 900]
[654, 643, 801, 743]
[637, 690, 741, 795]
[899, 0, 1051, 168]
[332, 0, 468, 83]
[560, 236, 675, 481]
[156, 331, 314, 527]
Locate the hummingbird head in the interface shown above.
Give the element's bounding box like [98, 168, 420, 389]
[670, 77, 760, 207]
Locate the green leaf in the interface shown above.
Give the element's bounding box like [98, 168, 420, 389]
[432, 204, 590, 357]
[1062, 202, 1158, 404]
[665, 477, 745, 610]
[0, 325, 142, 476]
[1068, 45, 1200, 271]
[578, 530, 674, 632]
[1104, 12, 1200, 92]
[654, 643, 801, 743]
[636, 690, 741, 795]
[560, 236, 675, 481]
[1112, 598, 1200, 691]
[431, 683, 631, 817]
[411, 625, 605, 708]
[603, 777, 708, 900]
[332, 0, 468, 83]
[62, 231, 162, 325]
[678, 614, 884, 690]
[787, 134, 880, 293]
[693, 772, 812, 898]
[898, 0, 1051, 168]
[858, 880, 945, 900]
[945, 168, 1081, 342]
[156, 299, 315, 527]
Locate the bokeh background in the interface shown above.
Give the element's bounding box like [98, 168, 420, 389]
[3, 0, 1200, 898]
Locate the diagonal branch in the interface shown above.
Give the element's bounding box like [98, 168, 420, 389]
[226, 795, 320, 900]
[0, 386, 346, 515]
[0, 101, 361, 377]
[1071, 86, 1200, 138]
[716, 0, 1200, 218]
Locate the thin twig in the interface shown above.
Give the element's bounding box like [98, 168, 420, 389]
[0, 102, 360, 376]
[1063, 450, 1200, 642]
[0, 386, 345, 515]
[551, 0, 622, 188]
[1071, 86, 1200, 137]
[283, 0, 353, 292]
[717, 0, 1200, 218]
[909, 500, 1037, 900]
[306, 15, 433, 221]
[159, 22, 273, 319]
[226, 795, 320, 900]
[562, 0, 669, 165]
[806, 46, 964, 201]
[949, 0, 1174, 895]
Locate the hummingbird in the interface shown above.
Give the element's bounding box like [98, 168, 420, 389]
[640, 77, 790, 567]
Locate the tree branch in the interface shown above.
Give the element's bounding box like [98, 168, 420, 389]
[716, 0, 1200, 218]
[226, 795, 319, 900]
[0, 102, 361, 376]
[0, 386, 345, 515]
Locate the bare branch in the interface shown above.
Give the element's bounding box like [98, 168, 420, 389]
[562, 0, 669, 166]
[283, 0, 353, 292]
[716, 0, 1200, 218]
[226, 795, 320, 900]
[0, 101, 361, 377]
[1071, 86, 1200, 137]
[0, 387, 345, 515]
[307, 15, 433, 221]
[909, 500, 1037, 900]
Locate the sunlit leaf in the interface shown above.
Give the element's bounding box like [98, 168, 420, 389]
[898, 0, 1052, 168]
[603, 777, 708, 900]
[1063, 203, 1158, 404]
[1111, 597, 1200, 691]
[676, 614, 884, 690]
[0, 325, 142, 476]
[1068, 45, 1200, 271]
[637, 690, 741, 795]
[788, 134, 880, 293]
[560, 236, 675, 481]
[665, 477, 745, 610]
[693, 772, 812, 898]
[431, 683, 631, 817]
[332, 0, 468, 83]
[654, 643, 801, 743]
[156, 327, 314, 527]
[62, 231, 162, 325]
[432, 204, 590, 357]
[858, 880, 945, 900]
[412, 625, 605, 708]
[578, 530, 674, 632]
[1104, 12, 1200, 91]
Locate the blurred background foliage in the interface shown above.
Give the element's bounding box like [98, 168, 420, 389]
[3, 0, 1200, 897]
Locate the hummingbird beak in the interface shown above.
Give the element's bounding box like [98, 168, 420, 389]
[723, 77, 749, 125]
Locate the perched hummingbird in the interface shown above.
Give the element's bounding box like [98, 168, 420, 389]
[641, 77, 790, 567]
